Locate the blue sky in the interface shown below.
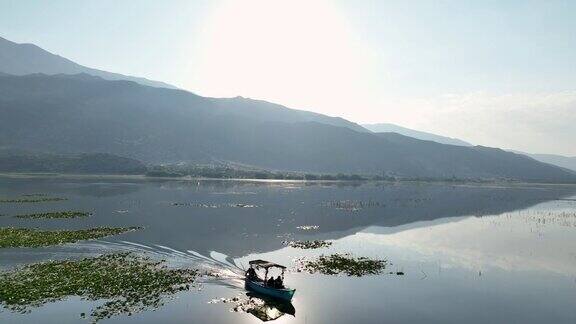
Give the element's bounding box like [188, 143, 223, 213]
[1, 0, 575, 155]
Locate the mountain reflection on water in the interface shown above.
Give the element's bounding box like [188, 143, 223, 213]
[1, 176, 576, 324]
[1, 176, 574, 258]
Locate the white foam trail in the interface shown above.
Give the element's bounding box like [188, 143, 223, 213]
[61, 239, 246, 286]
[187, 250, 209, 259]
[156, 244, 193, 259]
[119, 241, 155, 250]
[210, 251, 236, 268]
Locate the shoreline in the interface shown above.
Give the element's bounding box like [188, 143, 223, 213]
[0, 172, 575, 187]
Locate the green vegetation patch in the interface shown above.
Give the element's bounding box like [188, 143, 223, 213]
[297, 253, 387, 276]
[172, 202, 257, 208]
[0, 253, 197, 322]
[0, 227, 140, 248]
[14, 211, 91, 219]
[0, 197, 67, 203]
[283, 240, 332, 249]
[296, 225, 319, 230]
[322, 200, 385, 211]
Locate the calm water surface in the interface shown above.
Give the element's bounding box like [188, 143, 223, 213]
[1, 176, 576, 323]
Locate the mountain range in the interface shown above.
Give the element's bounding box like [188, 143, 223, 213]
[0, 36, 574, 183]
[509, 151, 576, 173]
[0, 36, 175, 89]
[362, 123, 472, 146]
[363, 123, 576, 173]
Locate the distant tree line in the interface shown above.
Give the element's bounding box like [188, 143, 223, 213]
[0, 151, 146, 175]
[145, 164, 517, 183]
[145, 164, 384, 181]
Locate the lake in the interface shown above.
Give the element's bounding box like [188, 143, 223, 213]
[1, 175, 576, 323]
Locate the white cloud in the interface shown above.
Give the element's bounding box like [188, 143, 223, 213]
[373, 91, 576, 155]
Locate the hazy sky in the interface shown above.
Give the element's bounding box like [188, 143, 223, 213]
[1, 0, 575, 155]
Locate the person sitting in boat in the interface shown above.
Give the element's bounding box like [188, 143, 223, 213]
[267, 277, 275, 287]
[246, 267, 257, 281]
[274, 276, 284, 289]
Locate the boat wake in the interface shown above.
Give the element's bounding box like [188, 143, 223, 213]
[0, 240, 298, 321]
[0, 239, 248, 289]
[83, 242, 297, 321]
[77, 240, 247, 287]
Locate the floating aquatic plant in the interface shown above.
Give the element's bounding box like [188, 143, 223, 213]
[296, 253, 387, 277]
[322, 200, 385, 211]
[14, 211, 91, 219]
[172, 202, 257, 208]
[283, 240, 332, 249]
[0, 227, 140, 248]
[0, 253, 197, 322]
[296, 225, 319, 231]
[0, 197, 67, 203]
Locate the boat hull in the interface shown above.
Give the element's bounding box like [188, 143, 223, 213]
[245, 279, 295, 301]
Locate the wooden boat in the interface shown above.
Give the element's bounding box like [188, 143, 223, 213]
[245, 259, 296, 301]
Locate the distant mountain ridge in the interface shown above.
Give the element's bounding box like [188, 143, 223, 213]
[0, 72, 574, 183]
[0, 36, 574, 182]
[509, 151, 576, 174]
[0, 35, 367, 134]
[0, 36, 176, 89]
[362, 122, 576, 173]
[362, 123, 472, 146]
[210, 96, 369, 133]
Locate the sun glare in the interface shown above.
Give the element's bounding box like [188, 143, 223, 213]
[187, 0, 372, 116]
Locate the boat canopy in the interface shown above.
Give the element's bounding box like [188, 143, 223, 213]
[249, 259, 287, 270]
